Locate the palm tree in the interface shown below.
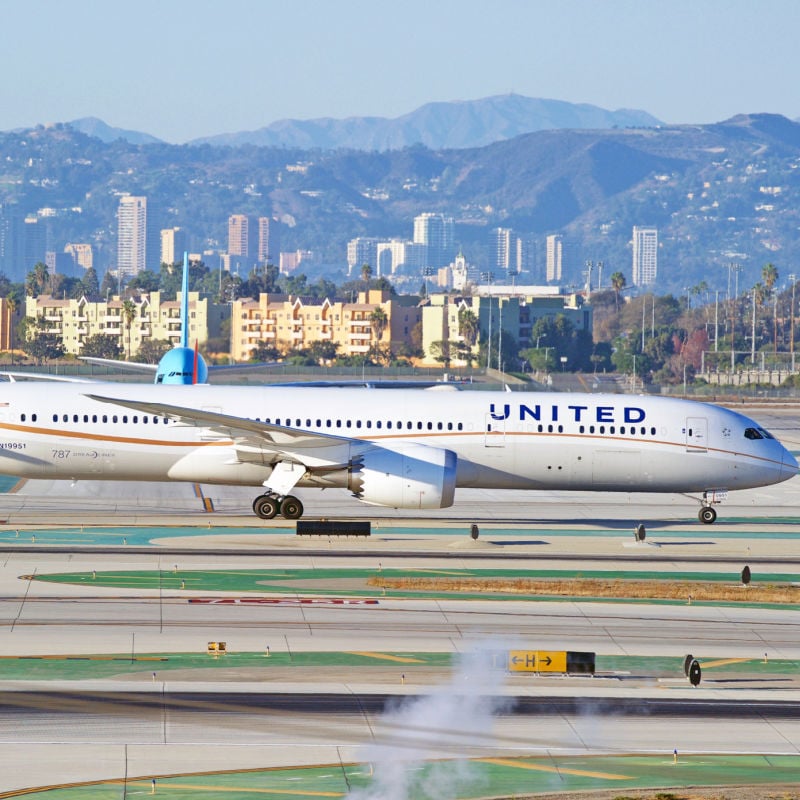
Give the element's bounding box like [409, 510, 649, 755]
[610, 271, 626, 311]
[5, 293, 18, 363]
[458, 307, 479, 365]
[369, 306, 388, 363]
[32, 262, 49, 296]
[361, 263, 373, 292]
[762, 263, 779, 294]
[121, 299, 137, 360]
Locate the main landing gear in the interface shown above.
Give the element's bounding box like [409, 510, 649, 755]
[253, 493, 304, 520]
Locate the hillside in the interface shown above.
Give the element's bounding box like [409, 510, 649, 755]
[1, 114, 799, 294]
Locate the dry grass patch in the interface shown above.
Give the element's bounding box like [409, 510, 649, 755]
[366, 576, 800, 604]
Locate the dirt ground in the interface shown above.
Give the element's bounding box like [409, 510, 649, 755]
[520, 786, 800, 799]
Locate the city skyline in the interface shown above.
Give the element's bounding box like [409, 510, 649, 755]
[0, 1, 798, 143]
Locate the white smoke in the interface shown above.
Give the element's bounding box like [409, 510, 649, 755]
[348, 647, 513, 800]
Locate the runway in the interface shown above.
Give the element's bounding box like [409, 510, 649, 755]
[0, 403, 798, 796]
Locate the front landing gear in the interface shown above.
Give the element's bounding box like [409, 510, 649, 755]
[253, 493, 304, 520]
[697, 489, 726, 524]
[698, 506, 717, 525]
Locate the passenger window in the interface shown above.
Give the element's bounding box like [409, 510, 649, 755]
[73, 414, 78, 423]
[123, 416, 128, 423]
[32, 414, 37, 422]
[20, 414, 25, 422]
[102, 415, 108, 423]
[650, 427, 656, 436]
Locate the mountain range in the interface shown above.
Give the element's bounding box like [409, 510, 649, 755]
[3, 108, 800, 296]
[65, 95, 661, 150]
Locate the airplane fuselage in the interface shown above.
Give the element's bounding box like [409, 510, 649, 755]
[0, 385, 793, 505]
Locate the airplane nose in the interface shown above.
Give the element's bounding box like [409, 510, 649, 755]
[782, 447, 799, 480]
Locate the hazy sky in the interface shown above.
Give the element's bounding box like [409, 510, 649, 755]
[1, 0, 798, 143]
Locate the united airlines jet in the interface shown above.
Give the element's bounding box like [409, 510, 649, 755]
[0, 383, 793, 523]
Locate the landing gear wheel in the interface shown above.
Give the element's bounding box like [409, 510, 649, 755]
[253, 494, 279, 520]
[280, 495, 304, 520]
[698, 506, 717, 525]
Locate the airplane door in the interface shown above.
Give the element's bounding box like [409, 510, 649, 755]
[685, 417, 708, 452]
[484, 413, 506, 447]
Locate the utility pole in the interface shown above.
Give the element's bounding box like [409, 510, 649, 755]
[790, 274, 797, 356]
[751, 287, 757, 365]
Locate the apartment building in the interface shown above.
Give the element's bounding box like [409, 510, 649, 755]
[230, 289, 420, 361]
[25, 291, 224, 356]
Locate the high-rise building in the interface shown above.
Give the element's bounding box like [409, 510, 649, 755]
[257, 217, 281, 264]
[491, 227, 519, 275]
[160, 227, 187, 266]
[545, 234, 565, 283]
[228, 214, 257, 265]
[376, 240, 427, 275]
[632, 226, 658, 286]
[413, 212, 455, 268]
[117, 196, 148, 280]
[64, 243, 94, 271]
[23, 217, 46, 273]
[0, 203, 24, 281]
[346, 237, 380, 276]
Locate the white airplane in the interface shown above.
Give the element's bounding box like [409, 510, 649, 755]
[0, 384, 794, 523]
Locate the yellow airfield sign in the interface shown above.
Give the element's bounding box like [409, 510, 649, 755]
[508, 650, 568, 673]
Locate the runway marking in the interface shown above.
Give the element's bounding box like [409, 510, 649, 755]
[700, 657, 751, 668]
[477, 757, 632, 781]
[406, 569, 471, 576]
[0, 654, 167, 661]
[348, 652, 425, 663]
[130, 782, 343, 796]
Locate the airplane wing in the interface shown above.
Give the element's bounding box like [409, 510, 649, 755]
[84, 393, 354, 453]
[79, 356, 279, 376]
[80, 357, 158, 373]
[0, 371, 98, 383]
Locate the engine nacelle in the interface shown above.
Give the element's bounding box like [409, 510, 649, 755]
[349, 443, 457, 509]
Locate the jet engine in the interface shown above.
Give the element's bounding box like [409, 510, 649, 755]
[348, 443, 457, 509]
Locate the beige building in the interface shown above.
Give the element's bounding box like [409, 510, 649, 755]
[25, 292, 225, 356]
[231, 290, 421, 361]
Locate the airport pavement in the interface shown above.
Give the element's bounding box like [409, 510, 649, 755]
[0, 402, 798, 795]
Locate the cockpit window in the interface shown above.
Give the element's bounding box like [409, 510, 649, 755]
[745, 426, 775, 440]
